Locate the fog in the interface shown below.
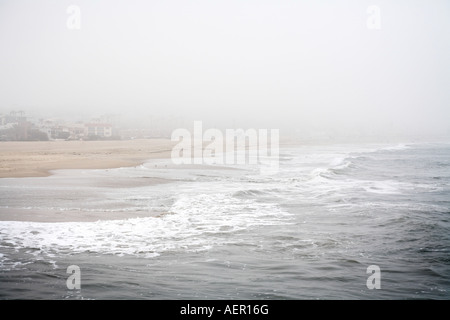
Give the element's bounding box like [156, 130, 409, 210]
[1, 0, 449, 139]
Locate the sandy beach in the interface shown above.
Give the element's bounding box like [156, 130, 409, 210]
[0, 139, 176, 222]
[0, 139, 175, 178]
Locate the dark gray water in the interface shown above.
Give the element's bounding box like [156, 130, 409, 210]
[0, 142, 449, 299]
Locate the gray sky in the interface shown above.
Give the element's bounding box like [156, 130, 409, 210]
[0, 0, 449, 137]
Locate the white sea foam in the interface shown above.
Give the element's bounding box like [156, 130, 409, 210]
[0, 191, 292, 269]
[362, 180, 402, 194]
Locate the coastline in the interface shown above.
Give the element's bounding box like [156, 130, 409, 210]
[0, 138, 262, 223]
[0, 139, 175, 178]
[0, 139, 176, 222]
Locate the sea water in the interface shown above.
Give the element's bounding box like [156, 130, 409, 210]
[0, 142, 449, 299]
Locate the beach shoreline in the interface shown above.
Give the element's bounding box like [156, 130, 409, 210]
[0, 139, 175, 178]
[0, 138, 263, 223]
[0, 139, 176, 222]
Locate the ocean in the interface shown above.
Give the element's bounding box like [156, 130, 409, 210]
[0, 142, 449, 299]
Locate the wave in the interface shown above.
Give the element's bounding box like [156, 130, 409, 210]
[304, 143, 415, 182]
[233, 189, 267, 198]
[0, 193, 294, 270]
[362, 180, 402, 194]
[307, 156, 356, 181]
[379, 143, 411, 151]
[358, 143, 412, 154]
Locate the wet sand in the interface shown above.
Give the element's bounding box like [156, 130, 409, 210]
[0, 139, 175, 178]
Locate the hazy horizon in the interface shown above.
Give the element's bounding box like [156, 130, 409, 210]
[1, 0, 449, 138]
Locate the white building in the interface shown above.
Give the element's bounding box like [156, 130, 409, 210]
[85, 123, 113, 138]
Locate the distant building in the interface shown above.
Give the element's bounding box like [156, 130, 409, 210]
[0, 111, 48, 141]
[34, 118, 86, 140]
[36, 118, 64, 140]
[0, 111, 26, 127]
[67, 123, 85, 140]
[85, 123, 113, 138]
